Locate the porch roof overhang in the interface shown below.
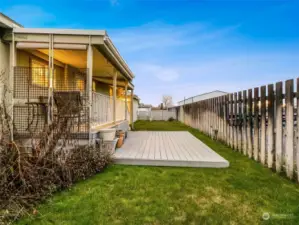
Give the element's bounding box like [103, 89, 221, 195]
[3, 27, 135, 83]
[0, 13, 23, 28]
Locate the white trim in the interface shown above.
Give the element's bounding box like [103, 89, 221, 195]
[16, 42, 88, 50]
[13, 28, 106, 36]
[0, 13, 22, 28]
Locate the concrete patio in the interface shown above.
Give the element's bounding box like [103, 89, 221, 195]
[114, 131, 229, 168]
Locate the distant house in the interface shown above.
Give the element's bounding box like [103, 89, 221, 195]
[137, 104, 152, 120]
[177, 90, 228, 106]
[132, 95, 140, 122]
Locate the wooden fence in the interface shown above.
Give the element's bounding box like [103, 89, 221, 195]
[178, 78, 299, 182]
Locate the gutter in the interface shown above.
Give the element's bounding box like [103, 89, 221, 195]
[103, 36, 135, 79]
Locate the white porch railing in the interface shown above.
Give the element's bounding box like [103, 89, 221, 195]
[91, 92, 128, 128]
[91, 92, 113, 126]
[116, 98, 126, 121]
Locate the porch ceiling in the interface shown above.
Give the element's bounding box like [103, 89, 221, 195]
[37, 47, 125, 80]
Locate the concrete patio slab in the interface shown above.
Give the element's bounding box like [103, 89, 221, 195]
[114, 131, 229, 168]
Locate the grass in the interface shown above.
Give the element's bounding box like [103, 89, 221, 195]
[16, 121, 299, 225]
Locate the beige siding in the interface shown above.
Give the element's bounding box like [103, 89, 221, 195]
[0, 40, 10, 97]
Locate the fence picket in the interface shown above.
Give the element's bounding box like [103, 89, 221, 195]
[247, 89, 253, 158]
[221, 95, 227, 142]
[217, 97, 221, 140]
[242, 90, 247, 155]
[275, 81, 283, 172]
[260, 85, 266, 165]
[230, 93, 234, 148]
[285, 79, 294, 179]
[225, 94, 229, 144]
[267, 84, 274, 168]
[253, 87, 259, 161]
[238, 91, 242, 152]
[234, 92, 238, 150]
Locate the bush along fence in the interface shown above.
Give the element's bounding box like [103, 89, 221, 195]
[177, 78, 299, 182]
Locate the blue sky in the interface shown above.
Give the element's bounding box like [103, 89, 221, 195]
[1, 0, 299, 105]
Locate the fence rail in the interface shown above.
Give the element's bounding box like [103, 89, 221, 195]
[178, 78, 299, 182]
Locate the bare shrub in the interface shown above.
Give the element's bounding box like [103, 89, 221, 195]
[0, 79, 113, 224]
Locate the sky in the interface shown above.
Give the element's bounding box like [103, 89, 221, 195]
[1, 0, 299, 105]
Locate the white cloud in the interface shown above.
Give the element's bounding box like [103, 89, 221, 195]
[132, 63, 180, 82]
[3, 5, 55, 27]
[109, 22, 238, 53]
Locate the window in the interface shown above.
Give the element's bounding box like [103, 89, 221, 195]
[76, 79, 85, 91]
[31, 59, 49, 87]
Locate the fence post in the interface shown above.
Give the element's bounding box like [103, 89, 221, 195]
[267, 84, 275, 168]
[260, 85, 266, 165]
[275, 81, 283, 172]
[285, 79, 294, 179]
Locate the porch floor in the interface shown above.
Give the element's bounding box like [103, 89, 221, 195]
[114, 131, 229, 168]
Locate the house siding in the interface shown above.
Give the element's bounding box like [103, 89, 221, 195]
[0, 39, 10, 99]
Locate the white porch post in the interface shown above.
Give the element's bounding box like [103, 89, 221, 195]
[87, 39, 93, 139]
[125, 81, 128, 120]
[48, 34, 54, 124]
[9, 32, 16, 140]
[113, 71, 117, 124]
[130, 89, 134, 128]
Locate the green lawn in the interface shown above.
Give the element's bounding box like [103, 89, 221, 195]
[17, 121, 299, 225]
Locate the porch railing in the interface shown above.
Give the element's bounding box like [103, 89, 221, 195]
[116, 98, 126, 121]
[91, 92, 113, 126]
[13, 66, 129, 138]
[13, 67, 89, 139]
[91, 92, 128, 127]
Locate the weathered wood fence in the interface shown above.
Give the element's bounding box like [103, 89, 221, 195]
[178, 78, 299, 182]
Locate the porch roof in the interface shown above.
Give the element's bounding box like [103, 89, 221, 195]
[0, 13, 23, 28]
[4, 27, 135, 83]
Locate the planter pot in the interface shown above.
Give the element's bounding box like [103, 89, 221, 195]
[99, 128, 116, 141]
[117, 136, 124, 148]
[99, 138, 118, 153]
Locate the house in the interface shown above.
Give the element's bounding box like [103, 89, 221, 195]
[132, 95, 140, 122]
[177, 90, 228, 106]
[169, 90, 228, 123]
[0, 13, 135, 141]
[137, 104, 152, 120]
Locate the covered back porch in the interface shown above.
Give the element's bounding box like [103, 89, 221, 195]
[5, 28, 135, 140]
